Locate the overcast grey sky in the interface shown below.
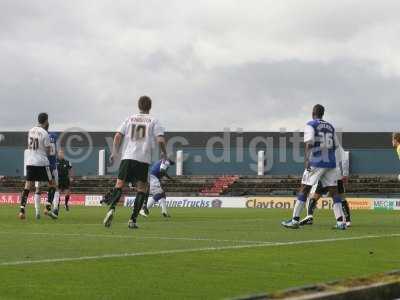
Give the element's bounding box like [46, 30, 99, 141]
[1, 0, 400, 132]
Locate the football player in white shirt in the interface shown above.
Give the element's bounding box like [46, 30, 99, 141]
[101, 96, 168, 229]
[19, 113, 58, 220]
[299, 143, 351, 227]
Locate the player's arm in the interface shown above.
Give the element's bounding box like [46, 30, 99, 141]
[68, 162, 74, 182]
[110, 118, 129, 164]
[303, 125, 315, 170]
[110, 132, 123, 164]
[334, 134, 350, 184]
[154, 119, 167, 159]
[336, 137, 349, 174]
[160, 169, 173, 180]
[156, 135, 168, 160]
[44, 133, 51, 155]
[337, 142, 350, 182]
[304, 143, 312, 170]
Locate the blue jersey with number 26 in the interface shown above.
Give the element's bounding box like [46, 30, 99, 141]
[307, 119, 336, 168]
[48, 132, 58, 171]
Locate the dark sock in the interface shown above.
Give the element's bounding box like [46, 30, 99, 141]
[47, 187, 56, 205]
[109, 188, 123, 210]
[336, 216, 343, 222]
[20, 189, 29, 213]
[307, 198, 318, 216]
[65, 195, 70, 207]
[342, 199, 351, 222]
[130, 192, 146, 222]
[101, 189, 113, 204]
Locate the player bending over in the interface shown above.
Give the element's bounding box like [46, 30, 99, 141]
[281, 104, 346, 230]
[101, 96, 167, 229]
[140, 159, 175, 218]
[53, 149, 73, 214]
[19, 113, 58, 220]
[300, 142, 351, 227]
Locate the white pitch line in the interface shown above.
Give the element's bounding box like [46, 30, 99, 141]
[0, 231, 268, 244]
[1, 233, 399, 267]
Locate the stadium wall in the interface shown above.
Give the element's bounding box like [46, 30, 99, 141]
[0, 132, 399, 176]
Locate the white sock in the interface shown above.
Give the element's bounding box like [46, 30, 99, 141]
[159, 198, 167, 214]
[147, 197, 155, 209]
[34, 193, 41, 215]
[333, 202, 345, 223]
[53, 191, 60, 210]
[292, 200, 305, 220]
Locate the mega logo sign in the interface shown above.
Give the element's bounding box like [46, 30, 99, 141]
[373, 199, 400, 210]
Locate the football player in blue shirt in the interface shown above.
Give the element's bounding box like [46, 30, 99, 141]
[48, 132, 61, 216]
[140, 159, 174, 218]
[282, 104, 346, 230]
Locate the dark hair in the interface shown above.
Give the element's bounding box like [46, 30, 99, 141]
[313, 104, 325, 118]
[138, 96, 152, 112]
[38, 112, 48, 124]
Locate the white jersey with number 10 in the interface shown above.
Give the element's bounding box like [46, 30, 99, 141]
[117, 114, 164, 164]
[26, 126, 50, 167]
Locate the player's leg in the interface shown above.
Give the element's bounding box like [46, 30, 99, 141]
[128, 161, 150, 229]
[128, 180, 148, 229]
[158, 193, 170, 218]
[59, 177, 71, 211]
[338, 180, 351, 226]
[293, 185, 312, 220]
[281, 184, 312, 228]
[44, 181, 57, 219]
[52, 169, 61, 216]
[149, 176, 170, 217]
[42, 166, 57, 219]
[44, 179, 58, 219]
[64, 188, 71, 211]
[34, 182, 41, 219]
[141, 188, 150, 216]
[102, 160, 130, 227]
[140, 175, 159, 217]
[146, 196, 156, 210]
[142, 192, 169, 217]
[300, 182, 325, 225]
[282, 167, 321, 229]
[19, 180, 32, 219]
[102, 179, 124, 227]
[140, 194, 153, 217]
[139, 186, 150, 217]
[329, 187, 346, 230]
[324, 170, 346, 230]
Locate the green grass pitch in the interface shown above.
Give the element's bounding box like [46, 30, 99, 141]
[0, 206, 399, 300]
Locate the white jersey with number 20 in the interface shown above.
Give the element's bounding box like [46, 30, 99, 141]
[26, 126, 50, 166]
[117, 114, 164, 164]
